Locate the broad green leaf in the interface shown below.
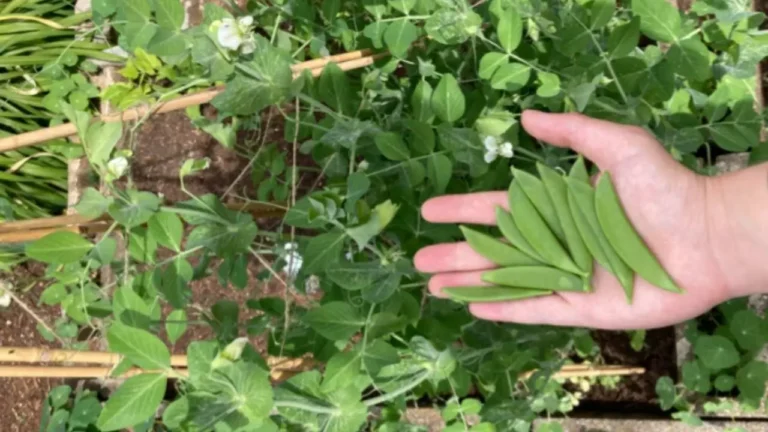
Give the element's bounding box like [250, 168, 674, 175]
[162, 397, 188, 429]
[322, 350, 363, 393]
[655, 376, 676, 410]
[668, 38, 712, 82]
[714, 374, 736, 392]
[432, 74, 466, 123]
[108, 191, 161, 229]
[729, 310, 766, 350]
[69, 395, 102, 428]
[491, 63, 531, 91]
[709, 101, 762, 152]
[363, 340, 400, 376]
[322, 0, 341, 20]
[346, 172, 370, 207]
[148, 29, 189, 57]
[186, 217, 258, 257]
[346, 200, 400, 250]
[427, 154, 452, 195]
[479, 52, 509, 80]
[607, 17, 640, 58]
[389, 0, 416, 13]
[326, 262, 390, 291]
[303, 302, 364, 341]
[107, 322, 171, 370]
[76, 187, 112, 218]
[303, 231, 345, 274]
[114, 285, 152, 329]
[590, 0, 614, 29]
[412, 80, 434, 122]
[166, 309, 187, 344]
[158, 258, 193, 309]
[148, 212, 183, 252]
[631, 0, 682, 42]
[40, 284, 68, 306]
[211, 36, 293, 116]
[694, 335, 740, 371]
[736, 361, 768, 400]
[26, 231, 93, 264]
[368, 312, 407, 338]
[363, 22, 388, 49]
[85, 121, 122, 167]
[93, 237, 117, 264]
[568, 82, 597, 112]
[682, 360, 711, 393]
[96, 374, 167, 431]
[154, 0, 185, 29]
[384, 20, 418, 58]
[128, 227, 157, 264]
[48, 385, 72, 409]
[536, 422, 564, 432]
[362, 272, 401, 303]
[671, 412, 703, 427]
[497, 8, 523, 53]
[407, 120, 435, 155]
[375, 132, 411, 161]
[536, 71, 560, 98]
[424, 9, 482, 45]
[318, 62, 356, 116]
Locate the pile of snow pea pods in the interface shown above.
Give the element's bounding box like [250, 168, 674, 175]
[444, 156, 684, 304]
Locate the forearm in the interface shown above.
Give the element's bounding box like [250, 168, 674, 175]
[706, 162, 768, 297]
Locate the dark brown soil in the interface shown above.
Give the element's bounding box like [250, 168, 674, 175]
[579, 328, 678, 412]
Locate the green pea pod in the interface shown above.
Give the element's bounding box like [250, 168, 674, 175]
[510, 168, 566, 242]
[595, 173, 683, 294]
[537, 163, 593, 276]
[460, 226, 542, 267]
[443, 286, 553, 302]
[495, 206, 546, 262]
[509, 182, 583, 275]
[482, 266, 585, 292]
[566, 178, 635, 302]
[569, 155, 590, 183]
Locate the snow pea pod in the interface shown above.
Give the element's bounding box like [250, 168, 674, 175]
[511, 168, 566, 242]
[538, 163, 593, 276]
[595, 173, 683, 294]
[509, 181, 583, 275]
[566, 178, 635, 302]
[569, 155, 590, 183]
[482, 266, 585, 292]
[460, 226, 542, 267]
[442, 286, 553, 302]
[495, 206, 546, 262]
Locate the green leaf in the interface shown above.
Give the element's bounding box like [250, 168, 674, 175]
[76, 187, 112, 218]
[694, 335, 740, 371]
[322, 350, 363, 393]
[668, 38, 712, 82]
[322, 0, 341, 20]
[709, 101, 762, 152]
[107, 322, 171, 370]
[69, 395, 102, 428]
[427, 153, 453, 195]
[590, 0, 614, 29]
[536, 422, 564, 432]
[671, 412, 703, 427]
[714, 374, 736, 392]
[96, 373, 167, 431]
[85, 121, 122, 167]
[424, 9, 482, 45]
[363, 22, 388, 49]
[148, 29, 189, 57]
[158, 258, 193, 309]
[655, 376, 676, 410]
[682, 360, 711, 393]
[318, 62, 356, 116]
[327, 262, 390, 291]
[536, 71, 560, 98]
[346, 200, 400, 250]
[412, 80, 434, 122]
[363, 340, 399, 376]
[166, 309, 187, 344]
[607, 17, 640, 58]
[631, 0, 682, 42]
[736, 361, 768, 400]
[41, 284, 68, 306]
[479, 52, 509, 80]
[497, 7, 523, 53]
[128, 227, 158, 264]
[211, 36, 293, 116]
[148, 212, 183, 252]
[375, 132, 411, 161]
[108, 191, 161, 229]
[154, 0, 185, 29]
[26, 231, 93, 264]
[368, 312, 407, 338]
[303, 302, 364, 341]
[384, 20, 418, 58]
[389, 0, 416, 13]
[363, 272, 401, 304]
[303, 231, 345, 274]
[432, 74, 466, 123]
[491, 63, 531, 91]
[729, 310, 766, 351]
[407, 120, 435, 155]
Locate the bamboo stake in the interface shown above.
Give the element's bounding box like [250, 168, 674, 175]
[0, 51, 386, 152]
[0, 347, 187, 367]
[0, 227, 79, 243]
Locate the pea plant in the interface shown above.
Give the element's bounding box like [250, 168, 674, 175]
[18, 0, 768, 430]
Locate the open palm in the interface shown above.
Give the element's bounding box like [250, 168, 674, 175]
[414, 111, 733, 330]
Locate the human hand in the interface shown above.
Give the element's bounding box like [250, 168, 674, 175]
[415, 110, 766, 330]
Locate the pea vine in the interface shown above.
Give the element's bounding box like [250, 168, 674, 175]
[24, 0, 768, 431]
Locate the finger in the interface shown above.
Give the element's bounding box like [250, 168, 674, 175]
[521, 110, 660, 169]
[468, 296, 585, 326]
[415, 242, 496, 273]
[422, 191, 507, 225]
[427, 271, 489, 298]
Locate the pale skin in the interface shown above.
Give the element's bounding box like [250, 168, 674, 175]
[414, 110, 768, 330]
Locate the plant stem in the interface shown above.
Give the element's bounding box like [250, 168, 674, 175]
[274, 400, 340, 415]
[363, 370, 431, 407]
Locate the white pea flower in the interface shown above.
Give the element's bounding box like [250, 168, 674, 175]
[216, 16, 256, 54]
[345, 251, 353, 261]
[0, 281, 12, 308]
[358, 160, 369, 172]
[281, 243, 303, 278]
[211, 337, 249, 369]
[107, 156, 128, 179]
[483, 136, 514, 164]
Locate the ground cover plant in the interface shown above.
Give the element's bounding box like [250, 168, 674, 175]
[9, 0, 768, 430]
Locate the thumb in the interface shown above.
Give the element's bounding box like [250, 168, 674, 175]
[520, 110, 663, 169]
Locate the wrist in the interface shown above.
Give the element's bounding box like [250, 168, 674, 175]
[706, 163, 768, 298]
